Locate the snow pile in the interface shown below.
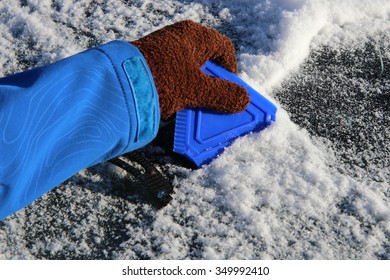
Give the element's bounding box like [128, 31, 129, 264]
[0, 0, 389, 259]
[233, 0, 390, 91]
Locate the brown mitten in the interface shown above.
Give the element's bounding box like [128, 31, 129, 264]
[132, 20, 250, 120]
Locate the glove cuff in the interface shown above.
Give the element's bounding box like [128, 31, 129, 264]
[95, 40, 161, 152]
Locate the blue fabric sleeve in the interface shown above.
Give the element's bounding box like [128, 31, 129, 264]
[0, 40, 160, 220]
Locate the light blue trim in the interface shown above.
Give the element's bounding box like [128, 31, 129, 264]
[123, 57, 159, 148]
[94, 41, 160, 153]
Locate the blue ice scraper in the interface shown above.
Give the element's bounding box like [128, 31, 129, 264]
[173, 61, 277, 167]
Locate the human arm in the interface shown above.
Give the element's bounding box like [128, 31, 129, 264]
[0, 20, 249, 220]
[0, 41, 158, 220]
